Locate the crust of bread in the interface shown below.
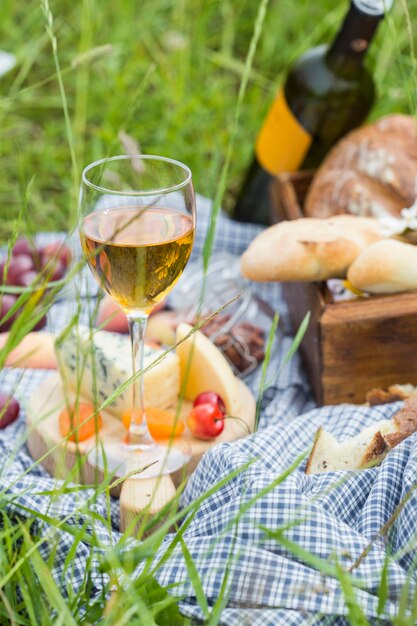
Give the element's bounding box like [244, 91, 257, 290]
[305, 426, 325, 474]
[385, 396, 417, 448]
[360, 431, 389, 468]
[305, 114, 417, 220]
[366, 384, 417, 406]
[347, 239, 417, 294]
[240, 215, 383, 283]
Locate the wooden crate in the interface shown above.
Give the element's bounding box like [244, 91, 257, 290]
[271, 171, 417, 406]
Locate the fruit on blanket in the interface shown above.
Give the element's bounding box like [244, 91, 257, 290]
[0, 331, 57, 368]
[121, 406, 185, 438]
[96, 294, 169, 336]
[42, 257, 66, 282]
[0, 393, 20, 429]
[96, 295, 129, 333]
[33, 315, 48, 331]
[187, 403, 225, 439]
[58, 402, 103, 442]
[0, 238, 71, 332]
[12, 238, 35, 258]
[175, 322, 240, 414]
[40, 241, 72, 268]
[193, 391, 226, 416]
[19, 270, 38, 288]
[146, 310, 177, 345]
[6, 254, 34, 285]
[0, 294, 18, 331]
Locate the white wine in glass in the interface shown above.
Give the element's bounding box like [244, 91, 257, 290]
[79, 155, 196, 478]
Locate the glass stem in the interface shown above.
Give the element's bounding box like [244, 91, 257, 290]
[126, 312, 154, 448]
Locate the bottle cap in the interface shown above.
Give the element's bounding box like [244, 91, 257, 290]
[353, 0, 394, 15]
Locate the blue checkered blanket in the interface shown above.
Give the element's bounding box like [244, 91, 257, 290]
[1, 197, 416, 625]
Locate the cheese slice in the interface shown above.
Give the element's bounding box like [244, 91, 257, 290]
[55, 325, 180, 417]
[175, 322, 240, 414]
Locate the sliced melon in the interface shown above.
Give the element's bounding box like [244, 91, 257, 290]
[175, 322, 240, 414]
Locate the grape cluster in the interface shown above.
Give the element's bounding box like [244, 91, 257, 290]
[0, 238, 71, 332]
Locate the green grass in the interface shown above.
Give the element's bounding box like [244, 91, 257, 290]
[1, 0, 417, 624]
[0, 0, 416, 241]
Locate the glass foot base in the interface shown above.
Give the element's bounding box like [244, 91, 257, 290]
[88, 442, 191, 479]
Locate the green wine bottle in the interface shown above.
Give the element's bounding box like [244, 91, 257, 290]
[232, 0, 393, 225]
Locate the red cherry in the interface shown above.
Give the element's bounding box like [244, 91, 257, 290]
[193, 391, 226, 416]
[0, 393, 20, 429]
[187, 403, 225, 440]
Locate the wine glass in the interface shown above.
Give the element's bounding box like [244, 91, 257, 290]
[78, 154, 195, 479]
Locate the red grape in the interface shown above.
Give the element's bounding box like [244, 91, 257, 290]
[0, 393, 20, 429]
[6, 254, 34, 285]
[12, 238, 34, 258]
[33, 315, 47, 331]
[41, 242, 72, 268]
[0, 294, 17, 331]
[48, 259, 65, 281]
[17, 270, 38, 288]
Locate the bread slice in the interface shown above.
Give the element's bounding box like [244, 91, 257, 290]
[306, 395, 417, 474]
[305, 420, 397, 474]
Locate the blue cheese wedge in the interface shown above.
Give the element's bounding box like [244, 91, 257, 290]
[55, 326, 180, 417]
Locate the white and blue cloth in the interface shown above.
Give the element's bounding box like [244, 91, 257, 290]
[1, 197, 416, 625]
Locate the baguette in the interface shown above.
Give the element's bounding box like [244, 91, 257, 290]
[347, 239, 417, 294]
[240, 215, 383, 283]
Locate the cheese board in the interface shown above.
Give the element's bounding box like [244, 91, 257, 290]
[26, 332, 256, 532]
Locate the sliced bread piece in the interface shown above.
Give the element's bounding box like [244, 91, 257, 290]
[305, 419, 397, 475]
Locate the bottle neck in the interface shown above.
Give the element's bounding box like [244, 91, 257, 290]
[326, 1, 384, 76]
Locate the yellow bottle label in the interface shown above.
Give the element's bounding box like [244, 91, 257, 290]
[255, 88, 313, 175]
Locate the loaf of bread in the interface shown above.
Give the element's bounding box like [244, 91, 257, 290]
[347, 239, 417, 294]
[240, 214, 383, 282]
[306, 396, 417, 474]
[305, 114, 417, 220]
